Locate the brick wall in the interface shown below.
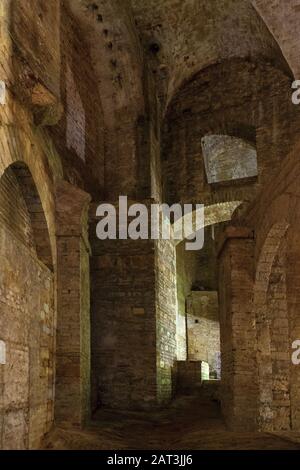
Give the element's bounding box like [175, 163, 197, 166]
[155, 238, 177, 404]
[186, 291, 220, 379]
[218, 232, 257, 431]
[0, 164, 54, 449]
[176, 230, 218, 361]
[163, 59, 300, 207]
[236, 140, 300, 431]
[90, 203, 178, 409]
[90, 207, 157, 409]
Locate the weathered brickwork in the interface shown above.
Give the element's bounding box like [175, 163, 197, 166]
[235, 140, 300, 431]
[155, 238, 177, 404]
[163, 59, 300, 207]
[218, 232, 257, 431]
[90, 204, 157, 410]
[186, 291, 220, 379]
[176, 230, 218, 361]
[0, 163, 54, 449]
[251, 0, 300, 79]
[55, 182, 91, 426]
[176, 361, 202, 394]
[2, 0, 300, 449]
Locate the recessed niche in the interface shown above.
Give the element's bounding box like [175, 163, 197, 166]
[201, 134, 258, 184]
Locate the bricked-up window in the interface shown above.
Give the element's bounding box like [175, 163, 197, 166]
[201, 135, 258, 184]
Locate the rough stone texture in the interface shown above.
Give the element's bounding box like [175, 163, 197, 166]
[176, 361, 202, 394]
[251, 0, 300, 79]
[230, 139, 300, 432]
[42, 401, 300, 450]
[55, 182, 91, 426]
[0, 163, 54, 449]
[131, 0, 291, 105]
[163, 59, 300, 208]
[186, 291, 220, 379]
[218, 232, 257, 431]
[89, 203, 177, 410]
[176, 229, 218, 361]
[90, 203, 158, 410]
[202, 135, 258, 184]
[155, 237, 177, 404]
[2, 0, 300, 449]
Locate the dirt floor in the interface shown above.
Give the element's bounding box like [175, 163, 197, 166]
[43, 393, 300, 450]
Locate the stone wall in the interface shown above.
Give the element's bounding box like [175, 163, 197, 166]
[176, 243, 199, 361]
[50, 0, 105, 198]
[267, 245, 290, 430]
[186, 291, 220, 379]
[218, 230, 257, 431]
[201, 135, 258, 184]
[55, 182, 91, 426]
[11, 0, 61, 96]
[163, 59, 300, 207]
[90, 202, 177, 409]
[216, 139, 300, 432]
[176, 230, 217, 360]
[155, 238, 177, 404]
[237, 140, 300, 431]
[0, 165, 54, 449]
[90, 206, 157, 410]
[176, 361, 202, 394]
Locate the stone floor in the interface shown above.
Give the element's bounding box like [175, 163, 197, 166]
[43, 392, 300, 450]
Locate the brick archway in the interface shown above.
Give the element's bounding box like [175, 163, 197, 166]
[0, 161, 55, 449]
[254, 222, 289, 431]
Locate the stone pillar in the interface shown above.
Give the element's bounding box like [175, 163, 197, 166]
[218, 226, 257, 431]
[55, 181, 91, 426]
[155, 238, 177, 404]
[89, 200, 177, 410]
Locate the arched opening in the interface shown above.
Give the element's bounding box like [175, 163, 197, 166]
[174, 202, 242, 396]
[0, 162, 54, 449]
[175, 228, 221, 392]
[254, 223, 290, 431]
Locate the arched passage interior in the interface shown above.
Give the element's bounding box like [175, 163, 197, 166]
[0, 162, 55, 449]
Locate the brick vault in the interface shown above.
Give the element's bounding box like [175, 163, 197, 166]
[1, 0, 300, 450]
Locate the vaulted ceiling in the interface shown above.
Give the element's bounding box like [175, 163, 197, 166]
[130, 0, 292, 106]
[252, 0, 300, 79]
[69, 0, 299, 115]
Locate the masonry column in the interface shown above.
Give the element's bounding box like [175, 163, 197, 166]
[218, 226, 257, 431]
[89, 199, 177, 410]
[55, 181, 91, 426]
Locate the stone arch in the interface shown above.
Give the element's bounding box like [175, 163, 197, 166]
[172, 201, 242, 246]
[0, 161, 55, 449]
[162, 57, 298, 208]
[254, 222, 290, 431]
[0, 162, 53, 270]
[0, 123, 58, 267]
[174, 202, 242, 376]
